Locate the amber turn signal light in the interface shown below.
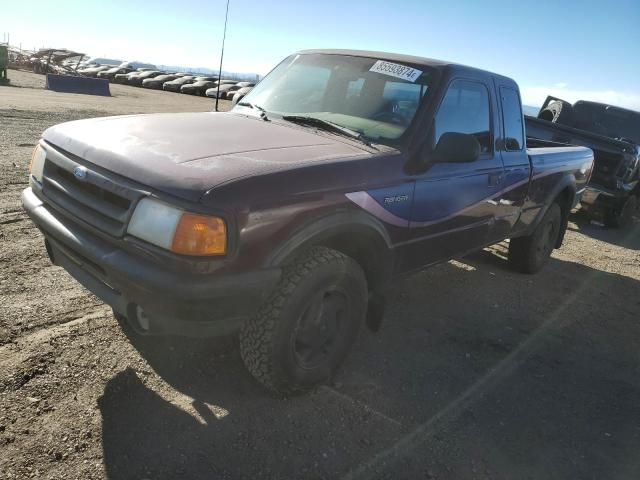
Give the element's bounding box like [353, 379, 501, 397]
[171, 213, 227, 256]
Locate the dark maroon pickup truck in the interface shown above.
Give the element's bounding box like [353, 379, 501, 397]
[22, 50, 594, 393]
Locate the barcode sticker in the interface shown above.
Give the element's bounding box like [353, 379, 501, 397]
[369, 60, 422, 82]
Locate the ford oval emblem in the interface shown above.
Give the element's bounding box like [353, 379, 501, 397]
[73, 166, 88, 181]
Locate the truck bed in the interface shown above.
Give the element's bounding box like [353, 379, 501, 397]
[526, 145, 593, 210]
[527, 145, 593, 177]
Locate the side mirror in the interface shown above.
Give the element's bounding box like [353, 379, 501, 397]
[432, 132, 481, 163]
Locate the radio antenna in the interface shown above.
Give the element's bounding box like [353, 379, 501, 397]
[215, 0, 231, 112]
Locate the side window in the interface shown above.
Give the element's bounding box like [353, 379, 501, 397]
[500, 87, 524, 150]
[434, 79, 492, 154]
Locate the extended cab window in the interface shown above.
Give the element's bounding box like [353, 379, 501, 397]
[500, 87, 524, 150]
[434, 79, 491, 154]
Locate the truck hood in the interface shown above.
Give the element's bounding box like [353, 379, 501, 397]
[42, 112, 369, 202]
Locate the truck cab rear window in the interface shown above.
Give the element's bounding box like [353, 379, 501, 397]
[500, 87, 524, 150]
[435, 80, 491, 153]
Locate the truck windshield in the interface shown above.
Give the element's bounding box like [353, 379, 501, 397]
[573, 102, 640, 144]
[234, 53, 433, 145]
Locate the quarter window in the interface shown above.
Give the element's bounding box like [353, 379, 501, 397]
[434, 80, 492, 154]
[500, 87, 524, 150]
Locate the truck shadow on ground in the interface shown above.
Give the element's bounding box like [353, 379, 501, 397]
[98, 249, 640, 479]
[567, 210, 640, 250]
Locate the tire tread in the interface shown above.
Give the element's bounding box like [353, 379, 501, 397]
[239, 246, 361, 394]
[509, 203, 561, 274]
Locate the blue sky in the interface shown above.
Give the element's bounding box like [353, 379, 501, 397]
[3, 0, 639, 108]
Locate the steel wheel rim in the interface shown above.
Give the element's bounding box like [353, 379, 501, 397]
[537, 219, 556, 261]
[292, 288, 349, 370]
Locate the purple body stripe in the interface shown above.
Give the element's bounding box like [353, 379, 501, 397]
[346, 164, 577, 228]
[345, 192, 409, 227]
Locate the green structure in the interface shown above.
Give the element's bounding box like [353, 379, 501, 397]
[0, 45, 9, 83]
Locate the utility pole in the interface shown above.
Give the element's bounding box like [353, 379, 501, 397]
[215, 0, 231, 112]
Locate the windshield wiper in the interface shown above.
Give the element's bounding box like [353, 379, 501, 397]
[281, 115, 373, 146]
[237, 101, 269, 121]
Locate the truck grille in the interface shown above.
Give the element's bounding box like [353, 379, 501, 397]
[590, 150, 623, 188]
[41, 143, 145, 236]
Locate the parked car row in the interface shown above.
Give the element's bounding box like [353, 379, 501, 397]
[76, 60, 156, 79]
[59, 55, 257, 103]
[207, 81, 255, 104]
[110, 68, 255, 103]
[204, 81, 255, 100]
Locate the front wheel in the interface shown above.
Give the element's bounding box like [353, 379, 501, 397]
[509, 203, 562, 274]
[239, 247, 367, 394]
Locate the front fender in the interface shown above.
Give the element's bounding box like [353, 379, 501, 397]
[265, 209, 393, 268]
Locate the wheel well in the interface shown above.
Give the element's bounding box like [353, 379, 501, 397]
[314, 230, 391, 292]
[556, 186, 574, 213]
[553, 186, 574, 248]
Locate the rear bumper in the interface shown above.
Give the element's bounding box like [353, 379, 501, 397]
[22, 187, 281, 337]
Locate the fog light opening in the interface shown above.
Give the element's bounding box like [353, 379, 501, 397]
[135, 305, 150, 331]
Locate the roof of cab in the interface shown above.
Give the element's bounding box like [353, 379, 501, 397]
[298, 49, 517, 86]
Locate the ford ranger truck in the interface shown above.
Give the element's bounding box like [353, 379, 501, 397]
[22, 50, 594, 393]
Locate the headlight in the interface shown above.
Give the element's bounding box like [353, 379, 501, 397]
[127, 197, 227, 256]
[30, 144, 46, 184]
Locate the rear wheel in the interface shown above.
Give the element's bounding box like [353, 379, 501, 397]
[604, 194, 637, 229]
[239, 247, 367, 394]
[509, 203, 562, 274]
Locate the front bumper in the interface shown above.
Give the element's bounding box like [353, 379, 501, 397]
[581, 185, 616, 207]
[580, 182, 634, 213]
[22, 187, 281, 337]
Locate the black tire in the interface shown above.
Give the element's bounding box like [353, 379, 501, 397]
[509, 203, 562, 274]
[538, 100, 574, 126]
[112, 309, 145, 336]
[239, 246, 367, 394]
[604, 194, 637, 229]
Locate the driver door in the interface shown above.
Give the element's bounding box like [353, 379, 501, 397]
[405, 78, 505, 267]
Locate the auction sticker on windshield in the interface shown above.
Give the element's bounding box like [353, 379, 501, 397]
[369, 60, 423, 82]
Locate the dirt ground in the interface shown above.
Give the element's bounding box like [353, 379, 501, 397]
[1, 70, 639, 480]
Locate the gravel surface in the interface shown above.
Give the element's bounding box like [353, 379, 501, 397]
[1, 71, 639, 480]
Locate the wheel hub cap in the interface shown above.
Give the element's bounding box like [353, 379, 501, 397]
[293, 290, 347, 369]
